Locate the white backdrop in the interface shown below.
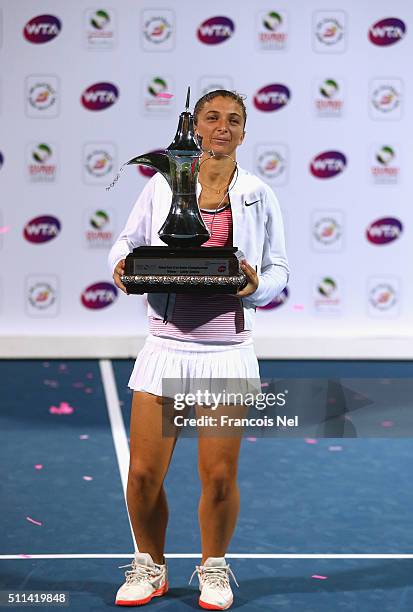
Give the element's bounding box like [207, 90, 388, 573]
[1, 0, 412, 358]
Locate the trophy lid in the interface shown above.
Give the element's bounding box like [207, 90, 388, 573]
[166, 87, 203, 153]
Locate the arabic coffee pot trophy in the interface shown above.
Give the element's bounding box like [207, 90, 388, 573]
[121, 87, 247, 295]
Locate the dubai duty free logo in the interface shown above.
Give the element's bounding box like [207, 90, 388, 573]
[367, 277, 400, 317]
[143, 75, 174, 113]
[254, 84, 290, 112]
[197, 16, 235, 45]
[84, 209, 115, 249]
[310, 151, 347, 179]
[314, 78, 344, 117]
[23, 14, 61, 44]
[313, 10, 347, 53]
[26, 142, 57, 182]
[368, 18, 406, 46]
[257, 10, 288, 51]
[313, 276, 342, 314]
[369, 79, 402, 120]
[81, 82, 119, 110]
[141, 10, 174, 51]
[370, 145, 400, 185]
[84, 9, 116, 49]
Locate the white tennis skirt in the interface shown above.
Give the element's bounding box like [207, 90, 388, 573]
[128, 334, 261, 398]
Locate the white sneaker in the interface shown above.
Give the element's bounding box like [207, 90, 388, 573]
[189, 557, 239, 610]
[115, 552, 168, 606]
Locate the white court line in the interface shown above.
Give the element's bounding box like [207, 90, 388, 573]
[99, 359, 136, 550]
[2, 554, 413, 560]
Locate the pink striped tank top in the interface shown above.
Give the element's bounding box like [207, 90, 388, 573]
[149, 202, 251, 343]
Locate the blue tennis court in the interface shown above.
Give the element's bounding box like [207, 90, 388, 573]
[2, 359, 413, 611]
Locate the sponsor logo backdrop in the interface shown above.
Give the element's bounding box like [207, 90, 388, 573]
[1, 1, 411, 343]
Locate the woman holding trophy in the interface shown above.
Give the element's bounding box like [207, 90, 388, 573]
[109, 89, 289, 609]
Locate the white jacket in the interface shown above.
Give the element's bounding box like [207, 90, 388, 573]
[108, 166, 289, 331]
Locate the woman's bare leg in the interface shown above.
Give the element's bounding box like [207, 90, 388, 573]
[197, 405, 246, 563]
[126, 391, 178, 564]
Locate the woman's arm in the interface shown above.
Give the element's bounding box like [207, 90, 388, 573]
[241, 186, 289, 308]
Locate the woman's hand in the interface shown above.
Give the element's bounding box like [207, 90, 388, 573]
[113, 259, 128, 294]
[236, 260, 259, 298]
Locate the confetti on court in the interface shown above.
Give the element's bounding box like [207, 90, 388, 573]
[312, 575, 328, 580]
[86, 373, 93, 379]
[20, 554, 32, 558]
[49, 401, 74, 415]
[34, 464, 43, 470]
[26, 516, 42, 526]
[261, 382, 269, 388]
[72, 382, 84, 388]
[83, 476, 93, 481]
[381, 420, 394, 427]
[246, 437, 257, 442]
[328, 446, 343, 452]
[84, 387, 93, 394]
[305, 438, 317, 444]
[42, 362, 50, 368]
[79, 434, 89, 440]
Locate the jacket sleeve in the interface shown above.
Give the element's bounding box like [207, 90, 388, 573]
[107, 177, 155, 274]
[242, 186, 289, 308]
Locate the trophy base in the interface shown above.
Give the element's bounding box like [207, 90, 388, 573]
[122, 246, 247, 295]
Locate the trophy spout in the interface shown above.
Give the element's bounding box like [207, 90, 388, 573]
[126, 152, 171, 188]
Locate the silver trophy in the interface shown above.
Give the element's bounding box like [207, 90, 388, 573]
[121, 87, 247, 294]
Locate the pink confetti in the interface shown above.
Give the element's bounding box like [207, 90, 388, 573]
[26, 516, 42, 526]
[261, 382, 269, 388]
[86, 373, 93, 379]
[305, 438, 318, 444]
[43, 362, 50, 368]
[292, 304, 304, 311]
[34, 464, 43, 470]
[246, 437, 257, 442]
[49, 401, 74, 415]
[381, 420, 394, 428]
[79, 434, 89, 440]
[157, 92, 173, 99]
[328, 445, 343, 452]
[59, 363, 67, 371]
[327, 397, 337, 404]
[84, 387, 93, 394]
[20, 554, 32, 558]
[72, 382, 84, 388]
[83, 475, 93, 481]
[0, 225, 11, 234]
[312, 575, 328, 580]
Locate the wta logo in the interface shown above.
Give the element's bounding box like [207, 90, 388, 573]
[81, 282, 118, 309]
[81, 83, 119, 110]
[24, 15, 61, 43]
[23, 215, 61, 244]
[258, 287, 289, 310]
[369, 18, 406, 46]
[197, 17, 235, 44]
[366, 218, 402, 245]
[254, 84, 290, 112]
[310, 151, 346, 178]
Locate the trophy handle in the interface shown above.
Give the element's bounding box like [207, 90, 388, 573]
[126, 152, 172, 189]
